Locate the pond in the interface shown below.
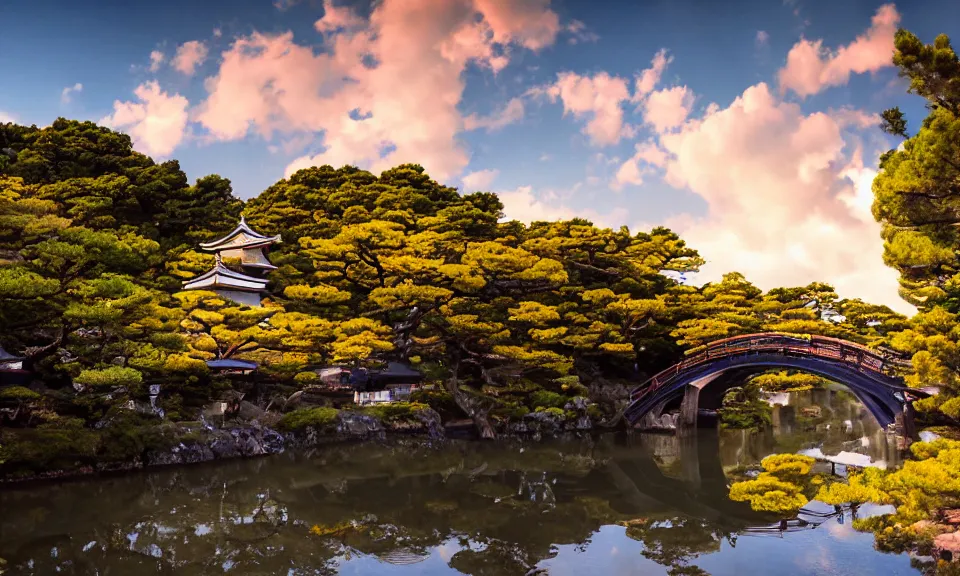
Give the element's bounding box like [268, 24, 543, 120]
[0, 390, 919, 575]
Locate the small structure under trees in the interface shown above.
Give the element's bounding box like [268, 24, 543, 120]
[182, 216, 280, 307]
[0, 344, 28, 386]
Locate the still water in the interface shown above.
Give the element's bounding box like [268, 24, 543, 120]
[0, 392, 918, 575]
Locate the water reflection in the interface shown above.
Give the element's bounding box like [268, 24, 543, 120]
[1, 424, 916, 575]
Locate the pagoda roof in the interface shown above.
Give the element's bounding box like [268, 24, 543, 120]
[0, 345, 23, 362]
[199, 216, 282, 251]
[182, 255, 269, 293]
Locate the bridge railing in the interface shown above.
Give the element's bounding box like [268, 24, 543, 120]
[630, 333, 906, 402]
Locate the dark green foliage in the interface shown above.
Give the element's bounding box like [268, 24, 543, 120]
[529, 390, 568, 410]
[278, 407, 340, 432]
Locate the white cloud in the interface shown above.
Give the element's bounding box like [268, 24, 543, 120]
[756, 30, 770, 47]
[0, 111, 16, 123]
[499, 185, 628, 230]
[60, 82, 83, 104]
[100, 81, 189, 158]
[461, 168, 499, 190]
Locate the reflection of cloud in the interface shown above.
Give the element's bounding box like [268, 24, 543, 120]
[825, 517, 856, 541]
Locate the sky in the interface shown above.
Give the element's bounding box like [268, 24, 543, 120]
[1, 0, 957, 315]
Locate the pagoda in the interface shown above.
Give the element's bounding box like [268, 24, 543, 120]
[182, 216, 281, 307]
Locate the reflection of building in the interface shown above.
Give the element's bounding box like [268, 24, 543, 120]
[183, 216, 280, 307]
[206, 359, 258, 375]
[0, 345, 28, 386]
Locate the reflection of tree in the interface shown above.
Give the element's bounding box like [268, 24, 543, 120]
[1, 435, 877, 576]
[622, 515, 724, 576]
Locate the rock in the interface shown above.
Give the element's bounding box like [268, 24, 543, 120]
[337, 411, 385, 439]
[934, 531, 960, 561]
[237, 400, 265, 422]
[944, 510, 960, 526]
[522, 410, 565, 435]
[414, 407, 445, 440]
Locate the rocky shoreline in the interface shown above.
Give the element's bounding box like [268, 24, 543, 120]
[0, 403, 607, 485]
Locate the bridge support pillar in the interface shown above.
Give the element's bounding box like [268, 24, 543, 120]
[678, 384, 701, 436]
[895, 403, 919, 444]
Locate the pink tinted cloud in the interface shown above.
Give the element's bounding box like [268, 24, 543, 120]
[613, 140, 669, 189]
[778, 4, 900, 97]
[194, 0, 562, 181]
[473, 0, 560, 51]
[148, 50, 165, 72]
[643, 85, 695, 133]
[634, 49, 671, 99]
[461, 168, 499, 190]
[101, 81, 189, 157]
[653, 81, 908, 312]
[540, 71, 631, 146]
[172, 41, 208, 76]
[464, 98, 525, 131]
[829, 106, 880, 130]
[314, 0, 365, 34]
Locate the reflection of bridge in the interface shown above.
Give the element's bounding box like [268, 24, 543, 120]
[623, 333, 928, 436]
[603, 431, 854, 536]
[605, 429, 775, 528]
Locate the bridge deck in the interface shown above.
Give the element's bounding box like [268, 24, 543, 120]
[630, 333, 914, 404]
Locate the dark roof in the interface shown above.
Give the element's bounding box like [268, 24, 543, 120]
[380, 362, 423, 378]
[206, 359, 259, 370]
[0, 345, 23, 362]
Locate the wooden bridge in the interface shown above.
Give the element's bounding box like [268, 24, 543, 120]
[623, 333, 928, 433]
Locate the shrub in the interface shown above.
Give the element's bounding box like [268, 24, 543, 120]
[357, 402, 429, 422]
[74, 366, 143, 389]
[278, 407, 340, 431]
[294, 371, 319, 384]
[0, 428, 100, 475]
[530, 390, 567, 410]
[0, 386, 41, 401]
[410, 389, 458, 420]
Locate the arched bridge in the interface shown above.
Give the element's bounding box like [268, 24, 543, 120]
[623, 333, 929, 432]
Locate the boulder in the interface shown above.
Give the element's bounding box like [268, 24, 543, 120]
[337, 411, 385, 439]
[237, 400, 265, 422]
[935, 531, 960, 562]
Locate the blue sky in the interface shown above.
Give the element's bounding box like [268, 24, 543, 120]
[1, 0, 956, 313]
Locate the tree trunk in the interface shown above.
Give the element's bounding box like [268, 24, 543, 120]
[445, 359, 496, 439]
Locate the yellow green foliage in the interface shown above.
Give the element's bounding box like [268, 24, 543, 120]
[761, 454, 816, 479]
[728, 473, 808, 513]
[74, 366, 143, 389]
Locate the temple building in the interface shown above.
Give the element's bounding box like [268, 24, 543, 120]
[182, 216, 280, 307]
